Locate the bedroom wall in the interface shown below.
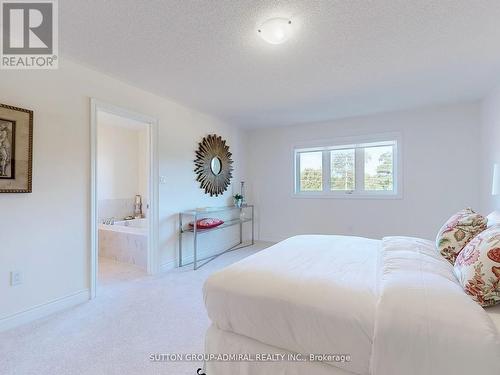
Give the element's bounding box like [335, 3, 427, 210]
[479, 85, 500, 214]
[245, 103, 481, 242]
[0, 59, 246, 325]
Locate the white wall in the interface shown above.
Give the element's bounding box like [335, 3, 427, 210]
[479, 85, 500, 214]
[97, 122, 146, 201]
[246, 103, 481, 242]
[97, 121, 149, 221]
[0, 59, 246, 322]
[137, 129, 149, 201]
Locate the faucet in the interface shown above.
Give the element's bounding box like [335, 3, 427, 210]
[134, 195, 143, 219]
[103, 217, 115, 225]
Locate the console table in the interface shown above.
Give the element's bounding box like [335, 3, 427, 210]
[178, 205, 254, 270]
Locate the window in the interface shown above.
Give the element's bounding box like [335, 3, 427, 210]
[298, 151, 323, 191]
[364, 145, 394, 191]
[294, 137, 400, 198]
[331, 148, 355, 191]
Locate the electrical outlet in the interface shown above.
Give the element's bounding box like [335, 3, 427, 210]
[10, 271, 22, 286]
[159, 176, 167, 184]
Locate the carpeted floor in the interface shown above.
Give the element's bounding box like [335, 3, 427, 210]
[0, 242, 272, 375]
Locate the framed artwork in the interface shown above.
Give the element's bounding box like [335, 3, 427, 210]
[0, 103, 33, 193]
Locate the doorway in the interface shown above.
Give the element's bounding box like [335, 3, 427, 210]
[90, 99, 159, 298]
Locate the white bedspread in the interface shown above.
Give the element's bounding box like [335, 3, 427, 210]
[204, 235, 500, 375]
[371, 236, 500, 375]
[205, 325, 357, 375]
[488, 304, 500, 332]
[204, 235, 381, 375]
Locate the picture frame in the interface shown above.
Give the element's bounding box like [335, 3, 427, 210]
[0, 103, 33, 193]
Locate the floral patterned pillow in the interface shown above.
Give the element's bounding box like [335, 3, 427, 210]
[436, 208, 487, 264]
[454, 226, 500, 307]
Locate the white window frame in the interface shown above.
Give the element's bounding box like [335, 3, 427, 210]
[293, 133, 402, 199]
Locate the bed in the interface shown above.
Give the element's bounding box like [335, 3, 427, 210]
[203, 235, 500, 375]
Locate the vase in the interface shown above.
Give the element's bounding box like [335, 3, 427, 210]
[235, 199, 242, 208]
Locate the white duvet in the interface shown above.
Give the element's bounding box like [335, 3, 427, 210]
[371, 236, 500, 375]
[204, 235, 500, 375]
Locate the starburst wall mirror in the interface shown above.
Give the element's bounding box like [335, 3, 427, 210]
[194, 134, 233, 197]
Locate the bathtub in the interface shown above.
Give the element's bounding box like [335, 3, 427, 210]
[98, 218, 148, 269]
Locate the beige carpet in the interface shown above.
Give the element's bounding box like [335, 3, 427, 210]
[0, 242, 272, 375]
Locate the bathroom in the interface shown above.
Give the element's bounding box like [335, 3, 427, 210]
[97, 111, 150, 280]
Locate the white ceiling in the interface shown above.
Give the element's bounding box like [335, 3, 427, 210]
[61, 1, 500, 128]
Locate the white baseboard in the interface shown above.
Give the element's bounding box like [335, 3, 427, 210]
[159, 260, 177, 272]
[160, 250, 220, 272]
[0, 289, 90, 333]
[159, 241, 266, 272]
[159, 249, 219, 272]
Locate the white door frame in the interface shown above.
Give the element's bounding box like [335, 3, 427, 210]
[90, 98, 159, 299]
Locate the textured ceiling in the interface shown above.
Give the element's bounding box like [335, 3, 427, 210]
[61, 1, 500, 128]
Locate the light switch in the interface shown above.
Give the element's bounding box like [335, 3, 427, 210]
[10, 271, 22, 286]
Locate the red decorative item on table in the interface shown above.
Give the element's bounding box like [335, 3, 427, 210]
[189, 218, 224, 229]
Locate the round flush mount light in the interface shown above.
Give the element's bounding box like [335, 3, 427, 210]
[257, 18, 292, 45]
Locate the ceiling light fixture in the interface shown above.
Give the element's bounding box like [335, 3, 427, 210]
[258, 18, 292, 45]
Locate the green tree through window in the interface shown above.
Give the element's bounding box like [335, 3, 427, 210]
[299, 151, 323, 191]
[365, 147, 393, 190]
[300, 168, 322, 191]
[331, 149, 355, 190]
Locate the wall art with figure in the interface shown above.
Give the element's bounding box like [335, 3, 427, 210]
[0, 104, 33, 193]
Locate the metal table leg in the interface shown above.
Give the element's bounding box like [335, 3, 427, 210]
[193, 213, 198, 270]
[251, 205, 255, 245]
[178, 213, 183, 267]
[239, 208, 243, 245]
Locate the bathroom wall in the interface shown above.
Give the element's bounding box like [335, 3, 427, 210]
[137, 129, 149, 206]
[97, 116, 149, 222]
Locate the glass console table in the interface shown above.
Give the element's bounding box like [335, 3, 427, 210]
[178, 205, 254, 270]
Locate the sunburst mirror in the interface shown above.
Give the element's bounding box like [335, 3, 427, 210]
[194, 134, 233, 197]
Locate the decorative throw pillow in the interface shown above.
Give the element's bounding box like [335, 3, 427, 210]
[189, 218, 224, 229]
[454, 225, 500, 307]
[436, 208, 487, 264]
